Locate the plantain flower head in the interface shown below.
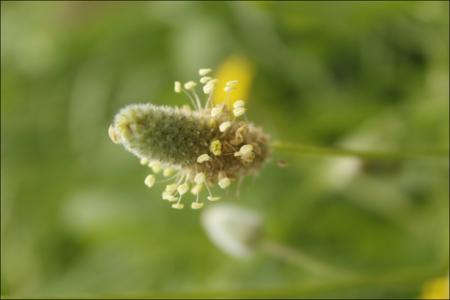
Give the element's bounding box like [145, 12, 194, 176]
[108, 68, 270, 209]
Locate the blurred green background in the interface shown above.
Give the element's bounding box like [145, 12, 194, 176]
[1, 1, 449, 298]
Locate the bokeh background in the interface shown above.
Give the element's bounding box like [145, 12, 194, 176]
[1, 1, 449, 298]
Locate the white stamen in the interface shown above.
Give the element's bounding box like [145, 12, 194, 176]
[184, 81, 197, 90]
[240, 144, 253, 155]
[149, 161, 162, 173]
[172, 203, 184, 209]
[233, 107, 246, 117]
[219, 121, 231, 132]
[203, 83, 214, 94]
[194, 172, 206, 184]
[177, 183, 189, 195]
[209, 140, 222, 156]
[140, 158, 149, 165]
[198, 68, 212, 76]
[191, 202, 204, 209]
[165, 184, 178, 193]
[233, 100, 245, 108]
[200, 76, 212, 84]
[144, 175, 156, 188]
[211, 105, 223, 118]
[191, 184, 203, 195]
[218, 177, 231, 189]
[174, 81, 182, 93]
[163, 167, 174, 177]
[197, 154, 211, 163]
[234, 144, 253, 157]
[203, 79, 218, 94]
[207, 196, 220, 201]
[108, 125, 120, 144]
[224, 86, 234, 92]
[162, 191, 177, 202]
[226, 80, 238, 87]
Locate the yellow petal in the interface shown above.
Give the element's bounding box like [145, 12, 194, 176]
[212, 55, 254, 109]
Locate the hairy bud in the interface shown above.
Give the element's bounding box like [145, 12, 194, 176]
[109, 68, 270, 209]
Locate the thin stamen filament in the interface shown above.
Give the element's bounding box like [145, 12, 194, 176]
[205, 182, 213, 198]
[156, 173, 179, 184]
[205, 89, 214, 109]
[182, 90, 198, 110]
[191, 89, 202, 109]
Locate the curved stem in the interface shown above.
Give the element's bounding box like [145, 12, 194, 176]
[259, 239, 354, 277]
[272, 140, 449, 160]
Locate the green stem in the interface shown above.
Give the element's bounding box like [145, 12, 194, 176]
[272, 140, 449, 160]
[259, 240, 354, 277]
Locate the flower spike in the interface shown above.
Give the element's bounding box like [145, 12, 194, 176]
[109, 68, 269, 209]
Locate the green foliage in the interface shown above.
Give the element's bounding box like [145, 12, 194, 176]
[1, 1, 448, 298]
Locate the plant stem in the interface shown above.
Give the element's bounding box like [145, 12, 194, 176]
[271, 140, 449, 160]
[259, 239, 354, 277]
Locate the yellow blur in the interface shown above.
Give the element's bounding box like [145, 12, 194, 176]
[421, 276, 449, 299]
[213, 55, 254, 108]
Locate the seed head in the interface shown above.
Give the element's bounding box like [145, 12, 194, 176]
[109, 68, 270, 209]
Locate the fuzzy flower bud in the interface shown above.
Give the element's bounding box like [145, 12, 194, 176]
[202, 203, 263, 257]
[109, 69, 270, 209]
[111, 104, 215, 165]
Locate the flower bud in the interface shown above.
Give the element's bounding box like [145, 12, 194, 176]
[202, 203, 263, 258]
